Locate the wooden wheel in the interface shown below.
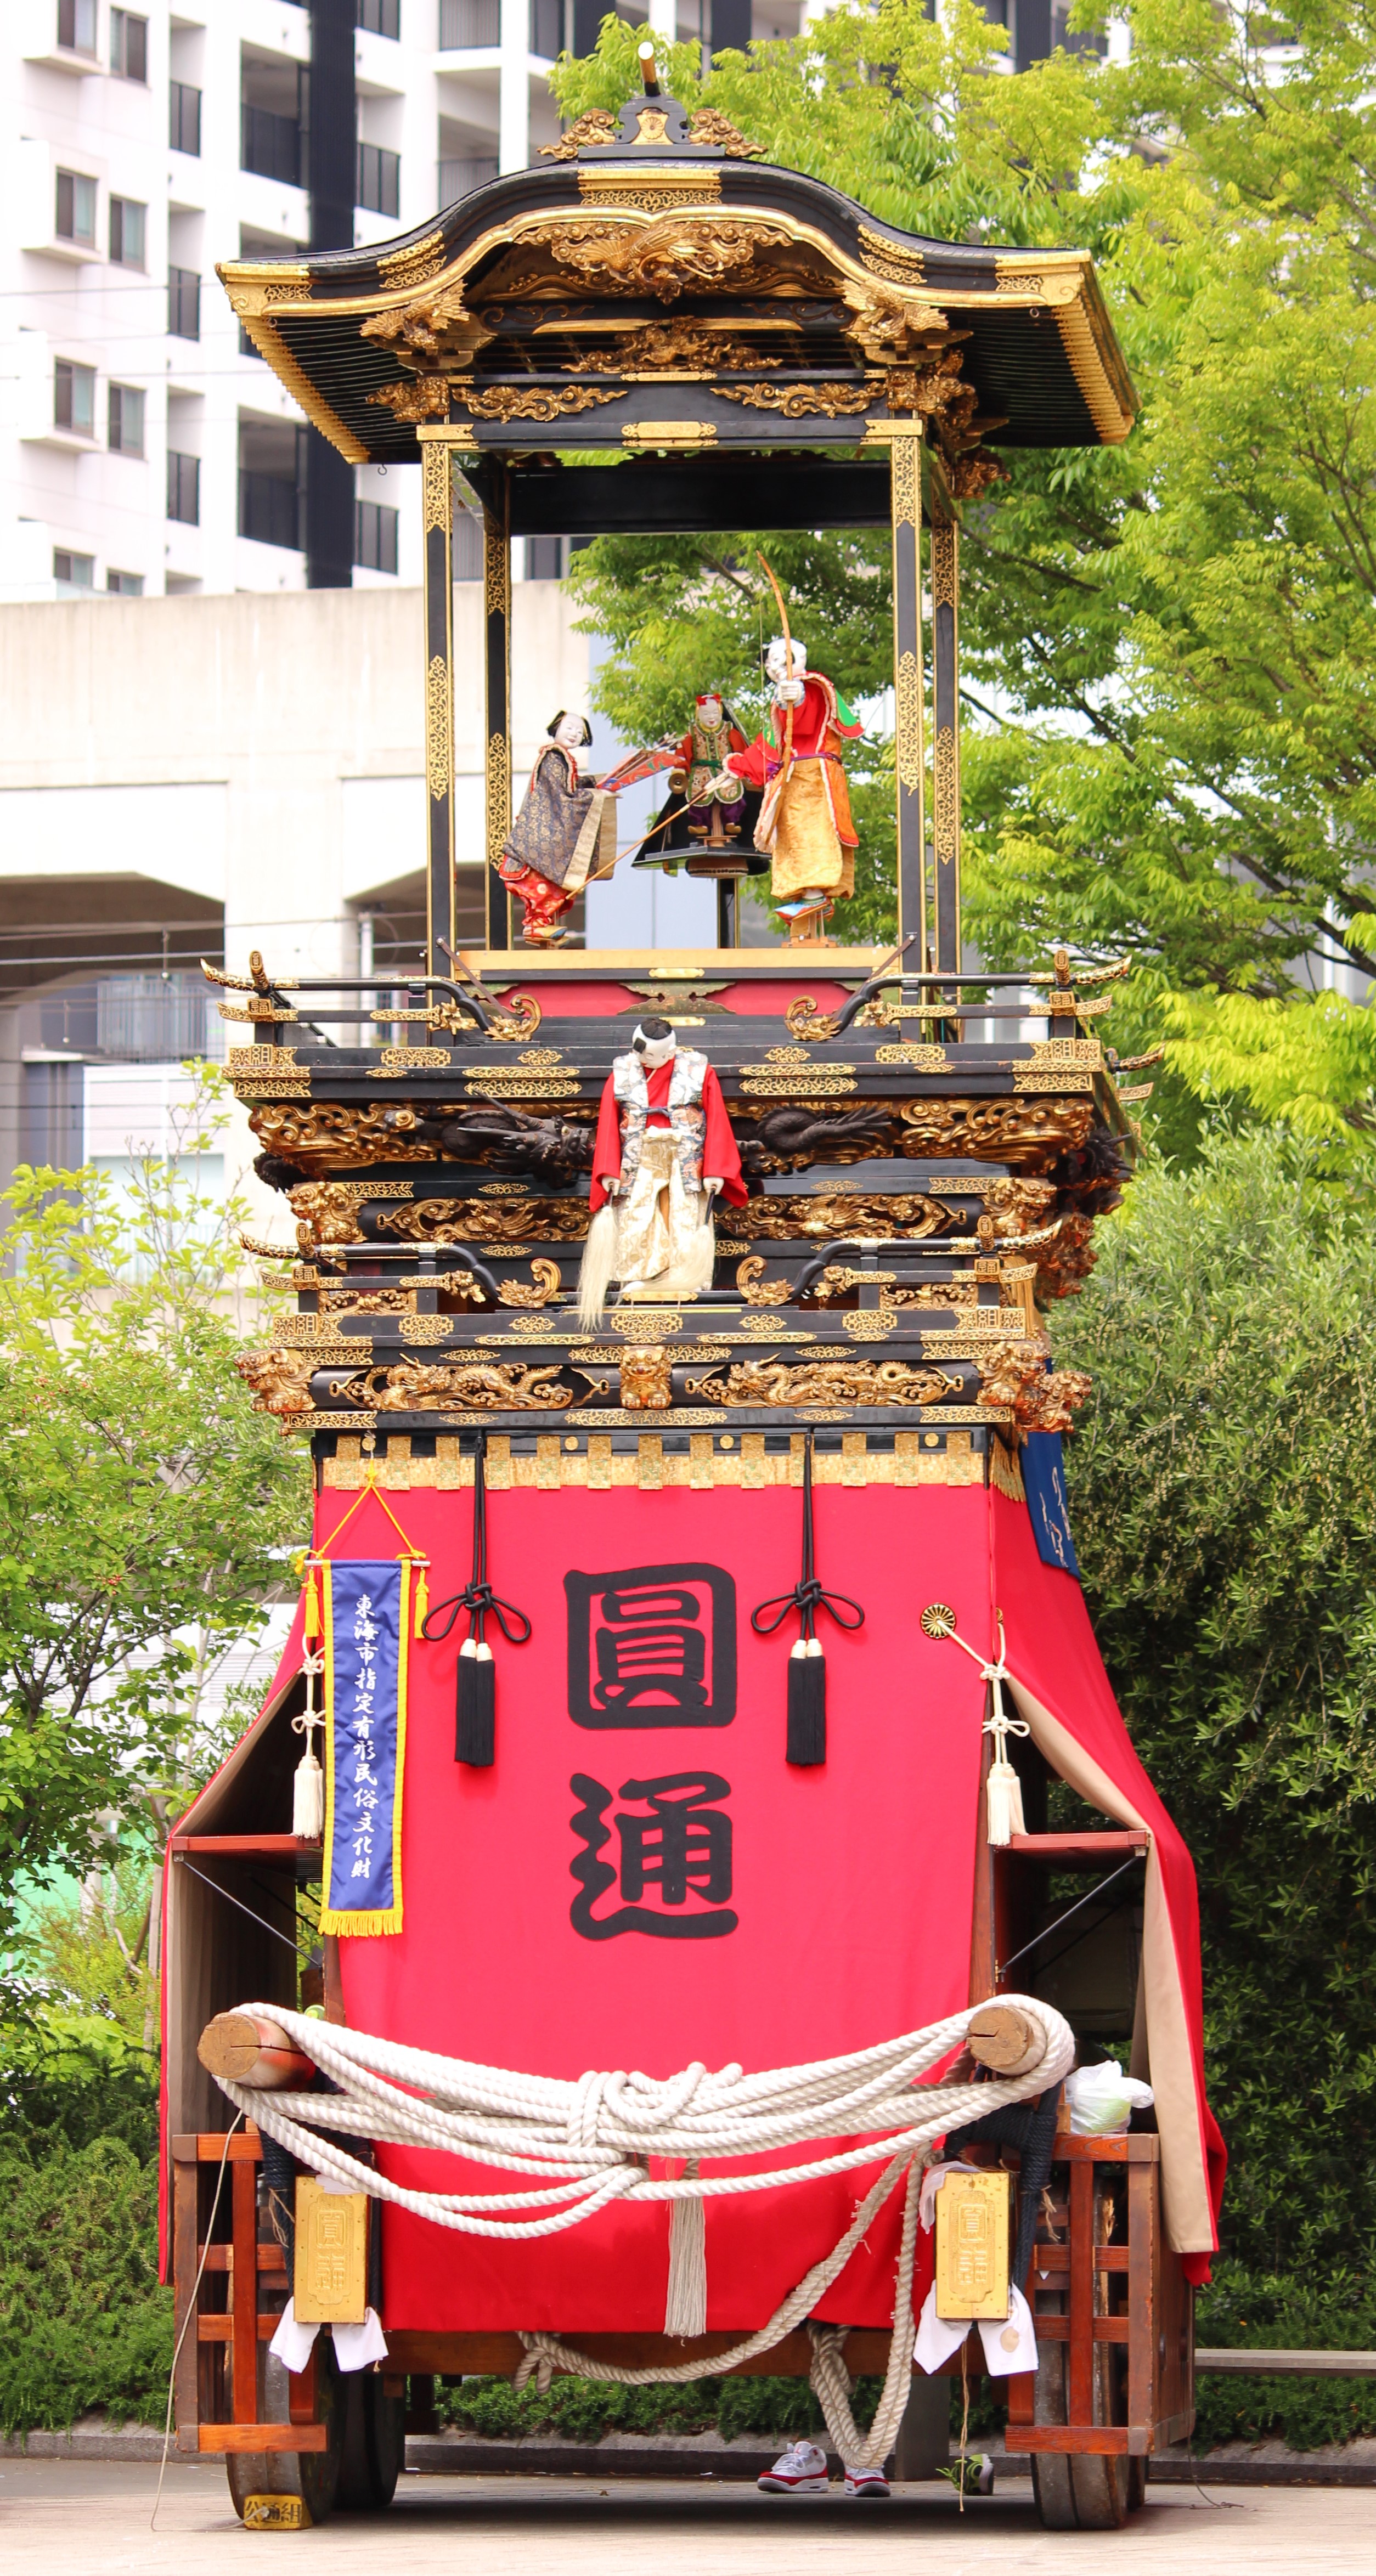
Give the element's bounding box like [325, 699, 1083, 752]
[335, 2370, 405, 2512]
[225, 2343, 343, 2527]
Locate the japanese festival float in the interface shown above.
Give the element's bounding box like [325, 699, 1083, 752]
[162, 54, 1224, 2534]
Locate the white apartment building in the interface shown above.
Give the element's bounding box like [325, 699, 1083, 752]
[1, 0, 822, 609]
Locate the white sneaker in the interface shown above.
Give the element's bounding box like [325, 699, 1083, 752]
[758, 2439, 830, 2494]
[843, 2466, 890, 2498]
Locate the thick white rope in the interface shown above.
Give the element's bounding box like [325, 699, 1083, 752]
[220, 1994, 1072, 2472]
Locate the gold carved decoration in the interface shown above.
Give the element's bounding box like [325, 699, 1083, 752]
[566, 322, 782, 374]
[934, 2169, 1009, 2323]
[487, 992, 542, 1041]
[974, 1340, 1092, 1433]
[737, 1055, 858, 1096]
[630, 106, 670, 144]
[368, 376, 453, 421]
[686, 108, 762, 156]
[250, 1103, 434, 1174]
[541, 111, 618, 159]
[932, 725, 958, 865]
[895, 651, 922, 795]
[456, 382, 622, 423]
[484, 519, 509, 617]
[783, 996, 842, 1041]
[890, 429, 921, 528]
[876, 1041, 946, 1069]
[498, 1257, 563, 1308]
[898, 1098, 1096, 1166]
[377, 233, 447, 289]
[379, 1199, 590, 1245]
[360, 283, 493, 372]
[1024, 1037, 1103, 1068]
[426, 654, 451, 803]
[619, 1345, 672, 1411]
[287, 1179, 414, 1244]
[228, 1046, 302, 1076]
[1011, 1067, 1095, 1095]
[718, 381, 873, 417]
[295, 2180, 369, 2325]
[344, 1361, 574, 1413]
[544, 215, 791, 306]
[237, 1347, 317, 1422]
[742, 1193, 958, 1242]
[376, 1047, 454, 1074]
[422, 441, 450, 532]
[842, 278, 946, 365]
[486, 728, 512, 869]
[683, 1357, 963, 1409]
[576, 175, 723, 212]
[736, 1256, 792, 1307]
[932, 520, 958, 609]
[858, 227, 928, 287]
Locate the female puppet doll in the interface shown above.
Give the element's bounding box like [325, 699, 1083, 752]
[498, 711, 616, 946]
[577, 1018, 746, 1329]
[725, 639, 862, 936]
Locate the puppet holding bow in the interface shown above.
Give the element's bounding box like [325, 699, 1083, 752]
[577, 1018, 745, 1329]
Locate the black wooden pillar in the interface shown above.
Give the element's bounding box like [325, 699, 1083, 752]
[306, 0, 356, 589]
[420, 436, 455, 979]
[483, 468, 513, 951]
[889, 423, 927, 963]
[929, 516, 961, 978]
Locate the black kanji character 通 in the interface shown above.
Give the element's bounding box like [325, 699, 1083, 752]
[569, 1771, 738, 1939]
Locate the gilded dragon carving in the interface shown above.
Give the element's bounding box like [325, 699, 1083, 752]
[335, 1361, 574, 1413]
[683, 1358, 965, 1408]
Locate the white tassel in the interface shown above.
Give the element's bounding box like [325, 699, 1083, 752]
[577, 1200, 620, 1331]
[985, 1756, 1025, 1847]
[293, 1749, 325, 1839]
[664, 2163, 707, 2338]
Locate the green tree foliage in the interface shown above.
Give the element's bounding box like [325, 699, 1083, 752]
[0, 2135, 171, 2434]
[554, 5, 1376, 1091]
[1053, 1128, 1376, 2274]
[0, 1076, 308, 1975]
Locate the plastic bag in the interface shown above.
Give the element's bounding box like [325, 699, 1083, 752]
[1064, 2059, 1154, 2137]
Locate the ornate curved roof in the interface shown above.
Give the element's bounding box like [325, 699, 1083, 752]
[219, 93, 1136, 475]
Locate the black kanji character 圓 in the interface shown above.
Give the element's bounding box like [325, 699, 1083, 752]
[569, 1771, 738, 1940]
[565, 1563, 737, 1729]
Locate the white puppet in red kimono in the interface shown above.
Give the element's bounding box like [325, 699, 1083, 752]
[577, 1018, 745, 1329]
[725, 636, 862, 935]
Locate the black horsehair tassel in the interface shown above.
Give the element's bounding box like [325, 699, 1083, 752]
[750, 1433, 864, 1766]
[419, 1436, 531, 1766]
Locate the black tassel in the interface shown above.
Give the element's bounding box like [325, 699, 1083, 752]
[786, 1639, 826, 1766]
[751, 1433, 862, 1767]
[456, 1640, 496, 1767]
[420, 1438, 530, 1769]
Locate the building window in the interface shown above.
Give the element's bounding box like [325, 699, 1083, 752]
[110, 8, 148, 79]
[108, 383, 145, 456]
[167, 449, 200, 524]
[438, 154, 498, 203]
[55, 170, 97, 246]
[241, 104, 301, 185]
[357, 0, 401, 31]
[356, 142, 400, 217]
[170, 81, 201, 155]
[107, 570, 144, 595]
[453, 510, 482, 581]
[438, 0, 500, 46]
[529, 0, 562, 57]
[53, 550, 95, 592]
[526, 536, 566, 581]
[168, 267, 200, 338]
[57, 0, 97, 55]
[109, 197, 146, 268]
[239, 422, 306, 550]
[354, 500, 399, 574]
[54, 359, 96, 436]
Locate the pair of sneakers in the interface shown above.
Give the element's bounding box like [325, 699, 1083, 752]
[757, 2439, 889, 2500]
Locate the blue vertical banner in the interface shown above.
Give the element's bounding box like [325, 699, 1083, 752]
[1021, 1433, 1081, 1578]
[320, 1558, 411, 1936]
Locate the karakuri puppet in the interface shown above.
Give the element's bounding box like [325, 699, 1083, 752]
[578, 1017, 746, 1329]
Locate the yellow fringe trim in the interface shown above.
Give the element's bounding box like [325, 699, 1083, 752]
[318, 1906, 403, 1937]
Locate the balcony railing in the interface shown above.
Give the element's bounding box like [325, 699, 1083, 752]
[356, 141, 400, 217]
[438, 154, 498, 203]
[241, 105, 301, 186]
[239, 469, 302, 551]
[170, 80, 201, 154]
[439, 0, 500, 47]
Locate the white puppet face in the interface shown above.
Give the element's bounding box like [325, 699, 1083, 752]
[697, 694, 723, 727]
[553, 711, 589, 753]
[765, 637, 807, 688]
[632, 1022, 678, 1069]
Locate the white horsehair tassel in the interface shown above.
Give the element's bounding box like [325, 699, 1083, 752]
[664, 2159, 707, 2337]
[291, 1650, 326, 1841]
[980, 1617, 1030, 1848]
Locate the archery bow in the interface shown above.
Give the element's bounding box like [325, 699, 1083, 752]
[755, 550, 797, 854]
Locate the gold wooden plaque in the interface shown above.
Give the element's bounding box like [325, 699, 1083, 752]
[294, 2180, 369, 2324]
[934, 2168, 1011, 2321]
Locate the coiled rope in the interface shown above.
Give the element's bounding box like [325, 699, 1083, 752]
[219, 1993, 1073, 2472]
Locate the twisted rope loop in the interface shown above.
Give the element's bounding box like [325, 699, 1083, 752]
[216, 1996, 1074, 2473]
[420, 1434, 532, 1649]
[750, 1432, 864, 1643]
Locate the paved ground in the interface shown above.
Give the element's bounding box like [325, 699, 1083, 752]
[3, 2461, 1375, 2574]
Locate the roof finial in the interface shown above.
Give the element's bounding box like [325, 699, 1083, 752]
[638, 39, 661, 94]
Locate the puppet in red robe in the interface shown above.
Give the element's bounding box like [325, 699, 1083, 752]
[577, 1018, 745, 1329]
[725, 637, 862, 935]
